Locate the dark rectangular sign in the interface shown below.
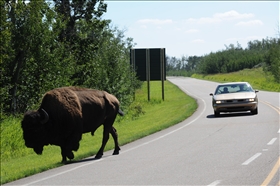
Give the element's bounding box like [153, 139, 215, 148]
[130, 48, 166, 81]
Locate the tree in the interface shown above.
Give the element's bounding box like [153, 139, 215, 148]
[2, 0, 56, 112]
[187, 56, 201, 71]
[263, 38, 280, 83]
[53, 0, 107, 48]
[1, 0, 140, 114]
[52, 0, 109, 86]
[0, 0, 14, 114]
[77, 25, 140, 107]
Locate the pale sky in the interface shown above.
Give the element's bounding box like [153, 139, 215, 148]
[103, 1, 279, 58]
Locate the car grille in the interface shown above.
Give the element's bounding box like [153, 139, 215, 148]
[225, 99, 246, 103]
[226, 107, 247, 110]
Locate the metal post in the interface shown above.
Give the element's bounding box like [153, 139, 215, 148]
[146, 49, 150, 101]
[131, 49, 136, 100]
[160, 48, 165, 101]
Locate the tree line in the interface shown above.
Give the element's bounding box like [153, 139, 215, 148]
[166, 38, 280, 83]
[1, 0, 140, 115]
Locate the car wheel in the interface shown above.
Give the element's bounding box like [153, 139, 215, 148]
[251, 107, 258, 115]
[214, 111, 220, 117]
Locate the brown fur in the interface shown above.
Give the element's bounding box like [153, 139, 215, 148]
[21, 87, 123, 162]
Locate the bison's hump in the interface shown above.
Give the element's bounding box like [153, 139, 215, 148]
[41, 88, 82, 119]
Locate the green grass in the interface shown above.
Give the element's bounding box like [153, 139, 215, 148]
[192, 67, 280, 92]
[0, 80, 197, 184]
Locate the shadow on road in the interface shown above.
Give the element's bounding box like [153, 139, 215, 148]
[63, 155, 111, 165]
[207, 112, 254, 119]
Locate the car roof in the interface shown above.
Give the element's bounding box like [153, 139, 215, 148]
[218, 82, 250, 86]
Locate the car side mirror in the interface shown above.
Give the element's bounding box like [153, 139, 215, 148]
[255, 90, 259, 93]
[210, 93, 213, 96]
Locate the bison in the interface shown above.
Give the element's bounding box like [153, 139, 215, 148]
[21, 87, 124, 162]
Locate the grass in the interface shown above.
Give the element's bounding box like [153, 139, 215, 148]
[0, 80, 197, 184]
[192, 67, 280, 92]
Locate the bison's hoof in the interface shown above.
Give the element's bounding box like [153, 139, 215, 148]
[113, 151, 119, 155]
[113, 147, 120, 155]
[61, 159, 67, 163]
[95, 154, 103, 159]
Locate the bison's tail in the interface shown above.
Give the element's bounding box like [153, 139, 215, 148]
[118, 109, 124, 116]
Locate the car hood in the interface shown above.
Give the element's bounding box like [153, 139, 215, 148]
[214, 92, 256, 100]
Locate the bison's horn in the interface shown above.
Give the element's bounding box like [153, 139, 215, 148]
[40, 108, 49, 124]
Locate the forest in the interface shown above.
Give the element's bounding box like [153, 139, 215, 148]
[1, 0, 141, 115]
[166, 38, 280, 82]
[1, 0, 279, 116]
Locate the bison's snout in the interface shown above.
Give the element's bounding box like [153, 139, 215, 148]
[33, 147, 43, 155]
[25, 142, 44, 155]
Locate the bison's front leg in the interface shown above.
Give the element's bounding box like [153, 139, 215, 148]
[110, 126, 121, 155]
[60, 131, 81, 162]
[60, 147, 74, 163]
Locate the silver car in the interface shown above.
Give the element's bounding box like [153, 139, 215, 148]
[210, 82, 258, 117]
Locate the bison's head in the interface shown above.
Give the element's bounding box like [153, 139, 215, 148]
[21, 109, 49, 155]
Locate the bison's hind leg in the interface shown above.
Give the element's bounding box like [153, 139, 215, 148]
[95, 124, 111, 159]
[111, 126, 121, 155]
[95, 116, 121, 159]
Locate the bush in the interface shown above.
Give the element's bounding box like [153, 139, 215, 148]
[0, 116, 33, 161]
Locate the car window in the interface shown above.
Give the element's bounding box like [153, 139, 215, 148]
[215, 84, 253, 95]
[237, 84, 253, 92]
[215, 86, 234, 94]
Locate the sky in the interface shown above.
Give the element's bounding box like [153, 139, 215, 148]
[103, 1, 279, 58]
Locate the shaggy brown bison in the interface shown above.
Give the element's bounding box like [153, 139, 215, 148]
[21, 87, 124, 162]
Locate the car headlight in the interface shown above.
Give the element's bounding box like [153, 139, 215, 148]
[247, 98, 255, 102]
[216, 100, 224, 104]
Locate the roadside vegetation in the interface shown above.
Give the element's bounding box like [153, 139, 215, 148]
[166, 38, 280, 86]
[1, 0, 140, 116]
[0, 81, 197, 184]
[166, 37, 280, 92]
[192, 67, 280, 92]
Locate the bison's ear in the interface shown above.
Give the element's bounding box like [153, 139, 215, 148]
[39, 109, 49, 124]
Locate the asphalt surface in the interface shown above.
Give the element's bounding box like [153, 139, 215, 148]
[6, 77, 280, 186]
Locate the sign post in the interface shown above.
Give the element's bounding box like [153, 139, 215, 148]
[130, 48, 166, 101]
[160, 48, 165, 101]
[146, 49, 150, 101]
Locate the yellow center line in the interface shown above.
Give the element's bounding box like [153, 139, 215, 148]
[260, 100, 280, 115]
[261, 157, 280, 186]
[260, 100, 280, 186]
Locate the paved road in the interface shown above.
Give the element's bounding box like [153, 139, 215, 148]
[6, 77, 280, 185]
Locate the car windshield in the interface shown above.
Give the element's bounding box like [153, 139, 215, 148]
[214, 83, 254, 95]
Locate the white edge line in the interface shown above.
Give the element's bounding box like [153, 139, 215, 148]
[122, 85, 206, 154]
[123, 95, 206, 154]
[23, 80, 206, 186]
[242, 153, 262, 165]
[22, 159, 104, 186]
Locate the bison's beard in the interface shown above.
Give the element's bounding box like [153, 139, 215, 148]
[33, 146, 43, 155]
